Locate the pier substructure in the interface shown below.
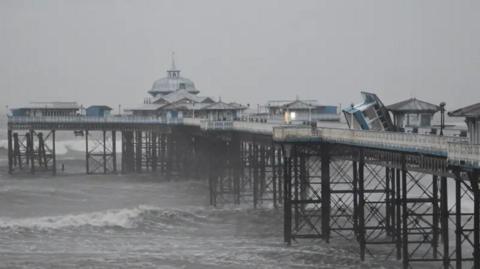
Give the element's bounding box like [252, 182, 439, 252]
[281, 141, 480, 269]
[86, 130, 117, 174]
[8, 129, 56, 174]
[207, 132, 282, 207]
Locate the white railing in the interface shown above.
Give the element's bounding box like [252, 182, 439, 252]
[182, 118, 202, 126]
[200, 120, 234, 130]
[233, 121, 278, 134]
[198, 120, 279, 134]
[7, 116, 183, 125]
[273, 126, 469, 156]
[448, 143, 480, 167]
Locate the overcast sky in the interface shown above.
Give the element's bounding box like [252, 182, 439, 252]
[0, 0, 479, 112]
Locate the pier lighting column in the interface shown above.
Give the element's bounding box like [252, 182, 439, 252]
[439, 102, 446, 136]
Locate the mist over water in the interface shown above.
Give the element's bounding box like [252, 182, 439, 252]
[0, 148, 404, 269]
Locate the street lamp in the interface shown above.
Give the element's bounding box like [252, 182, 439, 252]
[439, 102, 446, 136]
[350, 103, 355, 130]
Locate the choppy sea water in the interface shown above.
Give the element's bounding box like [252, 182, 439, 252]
[0, 148, 403, 269]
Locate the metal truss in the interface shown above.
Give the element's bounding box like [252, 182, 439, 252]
[8, 130, 56, 174]
[85, 130, 117, 174]
[281, 142, 480, 269]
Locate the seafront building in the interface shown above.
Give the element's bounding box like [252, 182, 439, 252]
[449, 102, 480, 143]
[386, 98, 440, 130]
[10, 102, 80, 117]
[265, 99, 339, 124]
[126, 59, 246, 121]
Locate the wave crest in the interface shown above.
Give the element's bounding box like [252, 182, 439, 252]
[0, 205, 206, 231]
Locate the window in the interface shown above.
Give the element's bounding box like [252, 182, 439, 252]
[179, 83, 186, 89]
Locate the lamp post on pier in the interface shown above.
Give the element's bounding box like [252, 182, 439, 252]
[440, 102, 446, 136]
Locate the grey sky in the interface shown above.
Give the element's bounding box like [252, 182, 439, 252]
[0, 0, 479, 112]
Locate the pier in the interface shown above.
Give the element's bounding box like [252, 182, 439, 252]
[5, 114, 480, 268]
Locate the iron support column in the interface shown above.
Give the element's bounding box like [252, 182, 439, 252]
[85, 130, 89, 174]
[283, 144, 293, 244]
[396, 168, 402, 260]
[7, 129, 12, 174]
[321, 144, 331, 243]
[52, 130, 56, 175]
[455, 170, 462, 269]
[441, 176, 450, 269]
[253, 143, 259, 208]
[103, 130, 107, 174]
[112, 130, 117, 173]
[472, 170, 480, 269]
[272, 145, 278, 209]
[29, 129, 35, 174]
[358, 150, 366, 260]
[432, 175, 439, 259]
[401, 157, 408, 269]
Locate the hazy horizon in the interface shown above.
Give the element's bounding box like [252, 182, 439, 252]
[1, 0, 479, 112]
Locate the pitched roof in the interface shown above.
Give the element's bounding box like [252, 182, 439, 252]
[87, 105, 112, 110]
[284, 100, 316, 110]
[387, 98, 440, 113]
[448, 103, 480, 118]
[267, 99, 318, 108]
[203, 102, 247, 111]
[124, 103, 166, 111]
[153, 89, 213, 104]
[15, 102, 80, 110]
[162, 102, 210, 111]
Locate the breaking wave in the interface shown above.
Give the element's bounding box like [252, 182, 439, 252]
[0, 205, 207, 231]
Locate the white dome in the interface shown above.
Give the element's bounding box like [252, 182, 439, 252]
[148, 67, 199, 97]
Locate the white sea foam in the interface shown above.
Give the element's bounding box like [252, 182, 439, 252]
[0, 138, 122, 155]
[0, 205, 161, 230]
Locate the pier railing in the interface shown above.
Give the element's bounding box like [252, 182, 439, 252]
[7, 116, 183, 124]
[273, 125, 471, 157]
[199, 120, 277, 134]
[200, 120, 234, 130]
[448, 142, 480, 168]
